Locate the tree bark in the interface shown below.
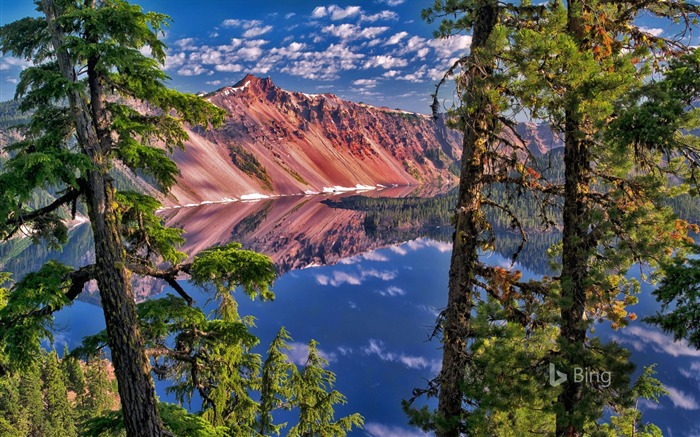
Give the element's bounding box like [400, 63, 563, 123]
[437, 2, 499, 436]
[41, 1, 166, 435]
[556, 1, 590, 435]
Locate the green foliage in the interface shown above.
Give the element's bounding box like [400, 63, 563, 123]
[83, 403, 228, 437]
[116, 191, 186, 264]
[43, 350, 77, 436]
[228, 143, 272, 190]
[84, 354, 116, 419]
[0, 100, 32, 129]
[257, 327, 296, 436]
[189, 242, 276, 304]
[645, 252, 700, 348]
[287, 340, 364, 437]
[0, 261, 74, 368]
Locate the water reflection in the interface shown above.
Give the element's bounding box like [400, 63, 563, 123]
[2, 191, 699, 435]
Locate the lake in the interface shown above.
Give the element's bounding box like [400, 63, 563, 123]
[6, 191, 700, 436]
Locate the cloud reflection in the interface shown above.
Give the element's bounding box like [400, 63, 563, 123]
[364, 422, 430, 437]
[612, 326, 700, 358]
[362, 339, 440, 373]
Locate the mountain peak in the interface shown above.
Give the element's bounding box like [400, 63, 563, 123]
[232, 74, 274, 90]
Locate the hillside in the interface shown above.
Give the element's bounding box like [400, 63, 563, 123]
[165, 74, 463, 205]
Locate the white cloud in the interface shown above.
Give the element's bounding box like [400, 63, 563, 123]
[0, 56, 32, 71]
[379, 0, 406, 5]
[281, 43, 364, 81]
[337, 346, 353, 356]
[328, 5, 362, 20]
[429, 34, 472, 58]
[286, 342, 337, 366]
[322, 24, 389, 40]
[353, 78, 377, 88]
[237, 46, 264, 61]
[177, 64, 207, 76]
[163, 52, 186, 70]
[243, 25, 273, 38]
[613, 326, 700, 358]
[383, 70, 400, 78]
[214, 63, 243, 72]
[285, 12, 296, 19]
[362, 339, 440, 373]
[311, 6, 328, 18]
[311, 5, 362, 20]
[205, 80, 222, 86]
[665, 386, 700, 410]
[639, 26, 664, 37]
[6, 78, 18, 84]
[222, 19, 262, 29]
[390, 245, 408, 256]
[637, 398, 663, 411]
[362, 10, 399, 22]
[190, 48, 223, 65]
[174, 38, 198, 50]
[378, 286, 406, 297]
[364, 54, 408, 69]
[397, 65, 427, 83]
[386, 31, 409, 45]
[365, 423, 429, 437]
[313, 266, 396, 287]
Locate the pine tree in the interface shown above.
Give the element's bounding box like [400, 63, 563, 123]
[60, 344, 86, 407]
[84, 353, 115, 420]
[287, 340, 364, 437]
[419, 2, 557, 435]
[258, 327, 296, 436]
[0, 0, 224, 434]
[417, 1, 700, 436]
[508, 3, 700, 434]
[19, 361, 45, 436]
[43, 349, 77, 437]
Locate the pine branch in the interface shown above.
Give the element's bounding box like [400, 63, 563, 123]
[5, 186, 82, 227]
[127, 262, 194, 306]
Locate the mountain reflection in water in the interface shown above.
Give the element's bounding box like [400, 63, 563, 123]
[2, 189, 700, 435]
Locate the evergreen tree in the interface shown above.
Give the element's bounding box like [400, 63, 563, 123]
[84, 353, 116, 420]
[43, 349, 77, 437]
[287, 340, 363, 437]
[19, 361, 45, 436]
[60, 344, 86, 405]
[508, 3, 700, 434]
[0, 372, 23, 437]
[416, 1, 700, 436]
[257, 327, 297, 436]
[0, 0, 231, 434]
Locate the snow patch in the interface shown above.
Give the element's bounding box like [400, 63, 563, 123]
[355, 184, 376, 191]
[323, 185, 377, 193]
[222, 80, 251, 96]
[240, 193, 271, 201]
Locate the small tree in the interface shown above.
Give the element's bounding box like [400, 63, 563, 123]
[43, 349, 77, 437]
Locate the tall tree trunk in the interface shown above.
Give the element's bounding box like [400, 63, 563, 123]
[437, 2, 499, 435]
[42, 1, 166, 435]
[556, 1, 590, 435]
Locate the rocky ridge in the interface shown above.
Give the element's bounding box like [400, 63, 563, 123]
[165, 74, 463, 206]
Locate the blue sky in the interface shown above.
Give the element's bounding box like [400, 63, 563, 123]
[0, 1, 472, 113]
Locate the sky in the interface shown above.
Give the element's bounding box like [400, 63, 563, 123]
[0, 0, 472, 114]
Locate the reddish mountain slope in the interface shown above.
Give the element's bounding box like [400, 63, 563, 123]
[165, 75, 461, 206]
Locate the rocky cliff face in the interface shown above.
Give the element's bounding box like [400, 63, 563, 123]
[165, 75, 462, 206]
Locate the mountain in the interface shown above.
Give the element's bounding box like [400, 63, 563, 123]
[165, 74, 462, 206]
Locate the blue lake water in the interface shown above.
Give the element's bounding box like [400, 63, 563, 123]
[13, 194, 700, 436]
